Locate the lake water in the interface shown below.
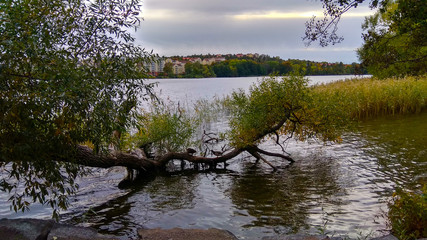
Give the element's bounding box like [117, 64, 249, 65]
[1, 75, 426, 239]
[151, 75, 362, 102]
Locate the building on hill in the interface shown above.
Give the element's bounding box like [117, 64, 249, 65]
[202, 58, 215, 65]
[144, 58, 165, 76]
[182, 57, 202, 63]
[202, 57, 226, 65]
[166, 58, 186, 74]
[173, 62, 186, 75]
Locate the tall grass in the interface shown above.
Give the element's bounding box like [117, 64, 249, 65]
[312, 75, 427, 120]
[312, 76, 427, 238]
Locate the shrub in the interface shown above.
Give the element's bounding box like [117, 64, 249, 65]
[387, 185, 427, 239]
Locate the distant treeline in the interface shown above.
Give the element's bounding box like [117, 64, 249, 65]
[159, 54, 368, 78]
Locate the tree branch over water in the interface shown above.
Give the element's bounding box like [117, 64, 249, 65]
[303, 0, 388, 46]
[0, 0, 352, 217]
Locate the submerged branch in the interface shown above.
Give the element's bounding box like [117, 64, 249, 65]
[254, 146, 294, 163]
[247, 148, 278, 171]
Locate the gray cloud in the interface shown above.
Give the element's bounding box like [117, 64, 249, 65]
[136, 0, 373, 63]
[143, 0, 320, 15]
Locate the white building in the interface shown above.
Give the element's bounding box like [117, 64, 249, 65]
[144, 58, 165, 75]
[173, 62, 186, 75]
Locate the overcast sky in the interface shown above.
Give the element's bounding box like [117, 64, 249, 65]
[135, 0, 375, 63]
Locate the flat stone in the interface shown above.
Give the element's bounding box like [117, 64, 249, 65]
[138, 227, 239, 240]
[47, 223, 119, 240]
[0, 218, 118, 240]
[262, 234, 333, 240]
[0, 218, 55, 240]
[371, 234, 399, 240]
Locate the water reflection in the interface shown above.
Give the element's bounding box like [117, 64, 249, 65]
[140, 173, 199, 211]
[65, 173, 201, 238]
[353, 111, 427, 189]
[61, 112, 427, 239]
[229, 156, 345, 234]
[2, 77, 424, 239]
[64, 83, 426, 238]
[52, 112, 426, 240]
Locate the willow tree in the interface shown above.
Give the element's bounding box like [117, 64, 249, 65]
[1, 0, 350, 217]
[0, 0, 155, 217]
[106, 74, 349, 174]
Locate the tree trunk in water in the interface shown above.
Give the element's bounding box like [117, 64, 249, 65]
[70, 144, 293, 181]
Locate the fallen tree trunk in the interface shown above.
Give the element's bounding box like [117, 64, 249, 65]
[72, 143, 293, 177]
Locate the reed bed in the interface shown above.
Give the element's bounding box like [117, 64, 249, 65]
[312, 75, 427, 120]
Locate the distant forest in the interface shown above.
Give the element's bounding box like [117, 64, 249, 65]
[159, 54, 368, 78]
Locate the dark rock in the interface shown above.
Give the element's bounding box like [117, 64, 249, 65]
[262, 234, 341, 240]
[47, 223, 119, 240]
[370, 235, 398, 240]
[0, 218, 118, 240]
[0, 218, 55, 240]
[138, 227, 239, 240]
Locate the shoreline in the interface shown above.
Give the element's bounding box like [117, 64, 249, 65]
[0, 218, 403, 240]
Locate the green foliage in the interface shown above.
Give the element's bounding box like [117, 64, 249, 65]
[224, 75, 365, 149]
[226, 75, 328, 148]
[305, 0, 426, 77]
[121, 97, 227, 157]
[125, 101, 197, 155]
[358, 0, 427, 78]
[130, 75, 365, 154]
[0, 0, 152, 216]
[304, 0, 386, 46]
[243, 75, 427, 147]
[295, 88, 351, 143]
[312, 76, 427, 119]
[160, 54, 366, 79]
[163, 62, 175, 77]
[211, 59, 364, 78]
[387, 185, 427, 239]
[184, 62, 215, 78]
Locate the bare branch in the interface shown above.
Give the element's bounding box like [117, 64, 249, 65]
[247, 148, 278, 171]
[303, 0, 365, 46]
[253, 146, 294, 163]
[273, 131, 290, 155]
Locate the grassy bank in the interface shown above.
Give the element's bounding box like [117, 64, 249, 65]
[312, 76, 427, 239]
[312, 75, 427, 120]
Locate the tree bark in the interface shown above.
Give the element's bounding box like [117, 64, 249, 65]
[72, 145, 247, 172]
[71, 143, 293, 175]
